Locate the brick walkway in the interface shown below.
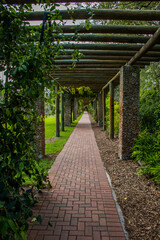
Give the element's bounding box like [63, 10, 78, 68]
[28, 112, 126, 240]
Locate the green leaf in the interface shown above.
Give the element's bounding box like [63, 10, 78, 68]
[14, 233, 19, 240]
[36, 214, 42, 224]
[0, 221, 8, 237]
[19, 162, 24, 171]
[31, 217, 37, 223]
[8, 219, 17, 233]
[0, 201, 5, 208]
[21, 231, 27, 240]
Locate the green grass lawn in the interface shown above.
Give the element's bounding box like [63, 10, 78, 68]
[23, 114, 82, 186]
[45, 114, 82, 155]
[45, 115, 56, 139]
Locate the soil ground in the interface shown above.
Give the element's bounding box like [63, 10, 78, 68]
[91, 118, 160, 240]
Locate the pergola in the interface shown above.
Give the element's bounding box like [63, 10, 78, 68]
[5, 0, 160, 159]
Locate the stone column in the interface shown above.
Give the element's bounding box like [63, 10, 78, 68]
[73, 98, 77, 121]
[109, 82, 114, 139]
[118, 65, 140, 160]
[64, 92, 72, 126]
[102, 89, 106, 131]
[98, 92, 103, 127]
[35, 97, 45, 158]
[61, 92, 64, 132]
[55, 85, 60, 137]
[93, 99, 98, 122]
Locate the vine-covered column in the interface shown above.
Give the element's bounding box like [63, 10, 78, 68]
[109, 82, 114, 139]
[35, 97, 45, 157]
[93, 98, 98, 122]
[118, 65, 140, 160]
[98, 91, 103, 127]
[61, 92, 64, 132]
[55, 85, 60, 137]
[64, 92, 72, 126]
[102, 89, 106, 131]
[73, 98, 78, 121]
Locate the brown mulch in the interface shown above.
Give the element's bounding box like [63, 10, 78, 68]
[91, 119, 160, 240]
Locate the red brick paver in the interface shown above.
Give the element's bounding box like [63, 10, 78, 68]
[28, 113, 126, 240]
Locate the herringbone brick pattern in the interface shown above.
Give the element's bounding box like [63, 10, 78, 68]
[28, 112, 126, 240]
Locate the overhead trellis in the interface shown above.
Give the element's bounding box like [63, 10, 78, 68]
[4, 0, 160, 92]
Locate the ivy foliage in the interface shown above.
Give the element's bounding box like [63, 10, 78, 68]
[0, 1, 86, 239]
[132, 63, 160, 184]
[132, 130, 160, 184]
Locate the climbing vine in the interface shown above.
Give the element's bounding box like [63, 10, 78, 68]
[0, 1, 86, 239]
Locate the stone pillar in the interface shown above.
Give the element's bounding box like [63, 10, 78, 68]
[98, 92, 103, 127]
[102, 89, 106, 131]
[71, 98, 74, 123]
[118, 65, 140, 160]
[61, 92, 64, 132]
[73, 98, 77, 121]
[35, 97, 45, 158]
[109, 82, 114, 139]
[64, 92, 72, 126]
[55, 85, 60, 137]
[93, 99, 98, 122]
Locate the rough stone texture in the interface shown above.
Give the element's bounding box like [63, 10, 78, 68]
[93, 99, 98, 122]
[98, 92, 103, 127]
[118, 65, 140, 160]
[102, 90, 106, 131]
[61, 93, 64, 132]
[73, 98, 77, 121]
[35, 97, 45, 157]
[64, 92, 72, 126]
[55, 86, 60, 137]
[109, 82, 114, 139]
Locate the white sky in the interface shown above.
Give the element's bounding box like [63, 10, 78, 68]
[30, 3, 86, 26]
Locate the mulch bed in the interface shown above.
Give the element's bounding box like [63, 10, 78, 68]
[91, 119, 160, 240]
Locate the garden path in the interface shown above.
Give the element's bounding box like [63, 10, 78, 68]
[28, 112, 126, 240]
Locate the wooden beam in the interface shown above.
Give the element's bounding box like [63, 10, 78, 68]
[102, 26, 160, 91]
[5, 0, 160, 3]
[55, 55, 158, 62]
[59, 25, 158, 35]
[53, 34, 153, 44]
[24, 9, 160, 21]
[53, 74, 116, 77]
[25, 24, 159, 35]
[57, 77, 111, 84]
[127, 27, 160, 65]
[54, 60, 150, 65]
[58, 50, 160, 57]
[54, 59, 147, 64]
[60, 43, 160, 51]
[102, 72, 120, 91]
[55, 64, 146, 69]
[54, 68, 120, 72]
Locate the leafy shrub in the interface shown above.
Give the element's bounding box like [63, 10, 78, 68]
[132, 129, 160, 184]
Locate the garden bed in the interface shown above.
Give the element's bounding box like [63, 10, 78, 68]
[91, 119, 160, 240]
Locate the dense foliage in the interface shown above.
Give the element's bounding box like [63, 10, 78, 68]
[0, 3, 55, 239]
[0, 2, 83, 239]
[132, 63, 160, 184]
